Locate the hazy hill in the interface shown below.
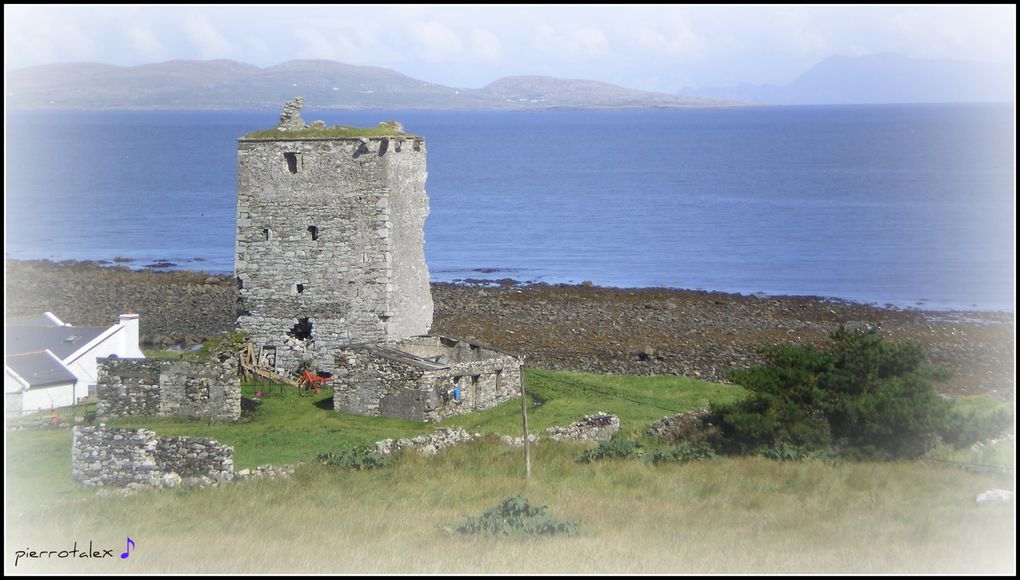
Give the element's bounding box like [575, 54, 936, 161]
[684, 53, 1015, 105]
[5, 59, 738, 110]
[481, 75, 725, 108]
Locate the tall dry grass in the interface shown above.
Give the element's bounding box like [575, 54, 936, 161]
[5, 439, 1014, 574]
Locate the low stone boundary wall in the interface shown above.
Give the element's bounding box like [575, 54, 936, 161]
[96, 358, 240, 421]
[545, 412, 620, 442]
[72, 426, 234, 488]
[372, 413, 621, 456]
[374, 427, 482, 456]
[646, 409, 717, 445]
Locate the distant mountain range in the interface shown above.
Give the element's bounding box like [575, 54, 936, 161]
[683, 53, 1015, 105]
[5, 59, 739, 111]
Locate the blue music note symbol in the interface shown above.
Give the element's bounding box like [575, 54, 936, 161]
[121, 537, 135, 559]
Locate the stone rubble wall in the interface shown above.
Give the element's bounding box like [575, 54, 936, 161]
[498, 433, 541, 447]
[96, 358, 240, 421]
[235, 134, 432, 375]
[72, 426, 233, 488]
[646, 409, 718, 445]
[371, 414, 620, 456]
[373, 426, 481, 456]
[545, 412, 620, 442]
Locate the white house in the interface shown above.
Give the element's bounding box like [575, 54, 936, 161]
[5, 350, 78, 416]
[5, 312, 145, 415]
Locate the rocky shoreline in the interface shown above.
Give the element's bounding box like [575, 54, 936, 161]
[5, 259, 1013, 397]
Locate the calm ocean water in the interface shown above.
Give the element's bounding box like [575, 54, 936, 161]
[4, 105, 1015, 311]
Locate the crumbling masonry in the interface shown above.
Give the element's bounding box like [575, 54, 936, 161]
[236, 99, 521, 420]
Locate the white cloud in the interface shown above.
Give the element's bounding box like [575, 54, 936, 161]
[533, 23, 609, 60]
[125, 21, 167, 62]
[469, 28, 502, 64]
[414, 21, 464, 62]
[4, 6, 100, 69]
[182, 13, 236, 59]
[633, 24, 706, 59]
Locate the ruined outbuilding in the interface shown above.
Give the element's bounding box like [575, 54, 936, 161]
[235, 99, 521, 420]
[334, 336, 522, 422]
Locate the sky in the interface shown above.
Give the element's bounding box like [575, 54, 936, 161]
[3, 4, 1016, 93]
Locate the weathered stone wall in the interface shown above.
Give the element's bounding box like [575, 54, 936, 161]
[546, 412, 620, 442]
[235, 132, 433, 375]
[332, 346, 429, 421]
[96, 358, 240, 421]
[95, 359, 161, 418]
[333, 337, 522, 422]
[423, 350, 522, 422]
[72, 426, 233, 488]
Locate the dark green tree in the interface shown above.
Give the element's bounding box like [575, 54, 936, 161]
[713, 326, 959, 459]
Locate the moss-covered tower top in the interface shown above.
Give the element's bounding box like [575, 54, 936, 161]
[241, 96, 419, 140]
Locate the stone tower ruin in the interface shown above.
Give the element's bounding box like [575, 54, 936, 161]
[234, 98, 434, 374]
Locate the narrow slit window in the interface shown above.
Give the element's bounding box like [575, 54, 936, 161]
[284, 152, 301, 174]
[263, 228, 271, 241]
[296, 283, 305, 294]
[307, 226, 318, 241]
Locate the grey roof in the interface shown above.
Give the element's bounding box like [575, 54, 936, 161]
[6, 315, 62, 327]
[367, 345, 450, 370]
[5, 351, 78, 388]
[5, 325, 107, 359]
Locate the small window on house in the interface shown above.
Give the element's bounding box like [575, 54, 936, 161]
[289, 317, 313, 341]
[307, 226, 318, 241]
[284, 152, 301, 174]
[296, 283, 305, 294]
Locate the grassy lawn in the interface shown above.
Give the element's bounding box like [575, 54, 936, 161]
[4, 369, 1014, 574]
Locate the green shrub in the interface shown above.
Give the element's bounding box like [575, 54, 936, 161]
[717, 326, 963, 459]
[450, 496, 581, 537]
[650, 442, 718, 465]
[756, 442, 840, 462]
[316, 446, 391, 470]
[942, 407, 1014, 448]
[574, 436, 643, 463]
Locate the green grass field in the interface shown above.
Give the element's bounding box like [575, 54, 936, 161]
[5, 369, 1014, 574]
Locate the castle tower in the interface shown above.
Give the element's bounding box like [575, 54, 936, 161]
[234, 99, 433, 373]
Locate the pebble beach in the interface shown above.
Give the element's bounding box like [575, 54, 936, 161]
[5, 259, 1013, 397]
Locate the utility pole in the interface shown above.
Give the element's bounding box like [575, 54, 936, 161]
[520, 358, 532, 479]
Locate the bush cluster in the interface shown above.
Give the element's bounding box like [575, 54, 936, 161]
[650, 442, 718, 465]
[711, 326, 1008, 460]
[450, 496, 581, 537]
[574, 436, 643, 462]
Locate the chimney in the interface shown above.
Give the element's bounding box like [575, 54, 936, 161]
[118, 313, 141, 356]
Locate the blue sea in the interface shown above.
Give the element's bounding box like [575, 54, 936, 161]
[4, 105, 1015, 312]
